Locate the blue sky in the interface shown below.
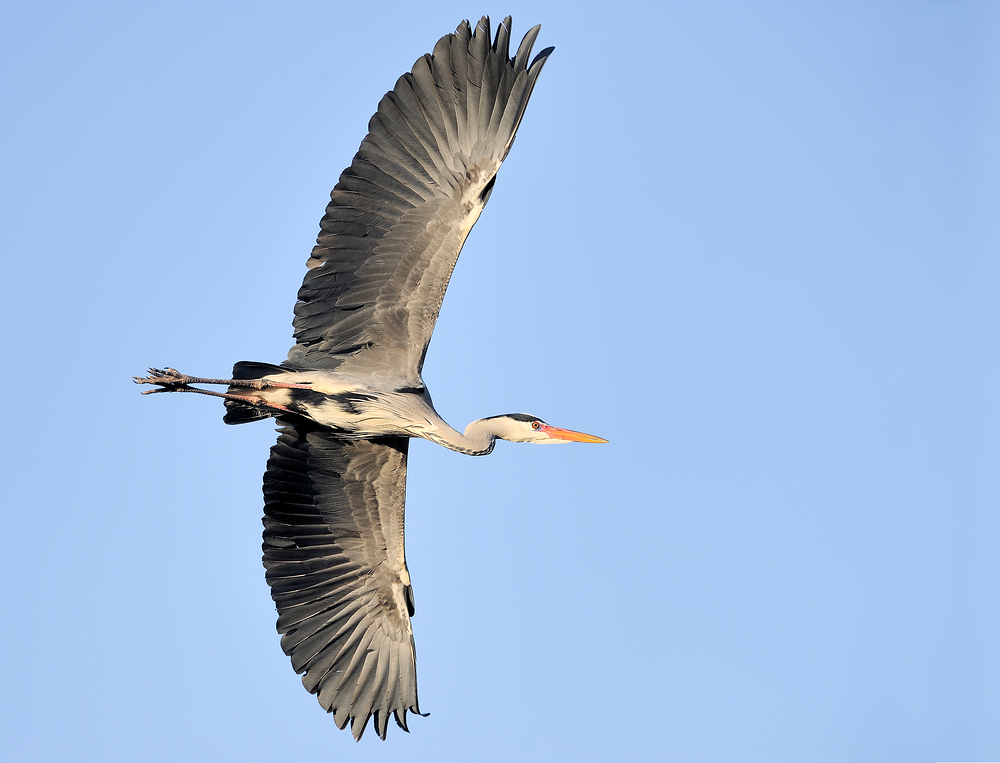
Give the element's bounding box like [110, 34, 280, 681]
[2, 1, 998, 761]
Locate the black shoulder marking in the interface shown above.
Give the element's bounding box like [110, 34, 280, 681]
[288, 389, 333, 408]
[480, 173, 497, 204]
[395, 386, 425, 396]
[288, 388, 379, 416]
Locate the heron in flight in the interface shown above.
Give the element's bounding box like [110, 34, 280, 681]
[136, 16, 605, 741]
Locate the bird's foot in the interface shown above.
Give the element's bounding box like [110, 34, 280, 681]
[132, 367, 296, 413]
[133, 367, 194, 394]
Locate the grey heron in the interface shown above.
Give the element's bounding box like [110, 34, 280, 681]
[135, 16, 605, 741]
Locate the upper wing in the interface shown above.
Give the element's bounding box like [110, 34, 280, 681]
[262, 423, 418, 740]
[286, 16, 553, 378]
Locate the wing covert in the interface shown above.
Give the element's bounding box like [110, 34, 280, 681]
[286, 16, 553, 377]
[262, 424, 419, 740]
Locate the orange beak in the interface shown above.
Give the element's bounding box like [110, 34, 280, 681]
[539, 425, 608, 443]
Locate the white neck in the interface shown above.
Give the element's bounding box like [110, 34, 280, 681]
[423, 417, 507, 456]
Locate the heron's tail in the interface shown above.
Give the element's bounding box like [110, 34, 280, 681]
[222, 361, 290, 425]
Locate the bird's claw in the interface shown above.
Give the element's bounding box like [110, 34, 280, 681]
[133, 367, 192, 393]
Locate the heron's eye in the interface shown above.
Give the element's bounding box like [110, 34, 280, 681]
[531, 422, 540, 430]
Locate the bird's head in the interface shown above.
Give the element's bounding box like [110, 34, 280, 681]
[481, 413, 608, 444]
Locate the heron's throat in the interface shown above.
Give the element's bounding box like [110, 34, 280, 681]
[452, 418, 500, 456]
[419, 418, 501, 456]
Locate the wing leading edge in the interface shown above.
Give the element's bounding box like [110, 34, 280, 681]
[286, 16, 553, 379]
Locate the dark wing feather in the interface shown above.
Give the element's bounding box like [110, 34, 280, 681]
[263, 424, 419, 740]
[286, 16, 553, 378]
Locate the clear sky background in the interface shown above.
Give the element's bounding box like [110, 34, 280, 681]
[2, 1, 998, 761]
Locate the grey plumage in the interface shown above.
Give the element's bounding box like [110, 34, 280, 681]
[268, 17, 552, 740]
[263, 428, 416, 740]
[134, 16, 606, 743]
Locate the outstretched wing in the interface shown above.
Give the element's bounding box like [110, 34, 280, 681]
[286, 16, 553, 379]
[263, 424, 418, 740]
